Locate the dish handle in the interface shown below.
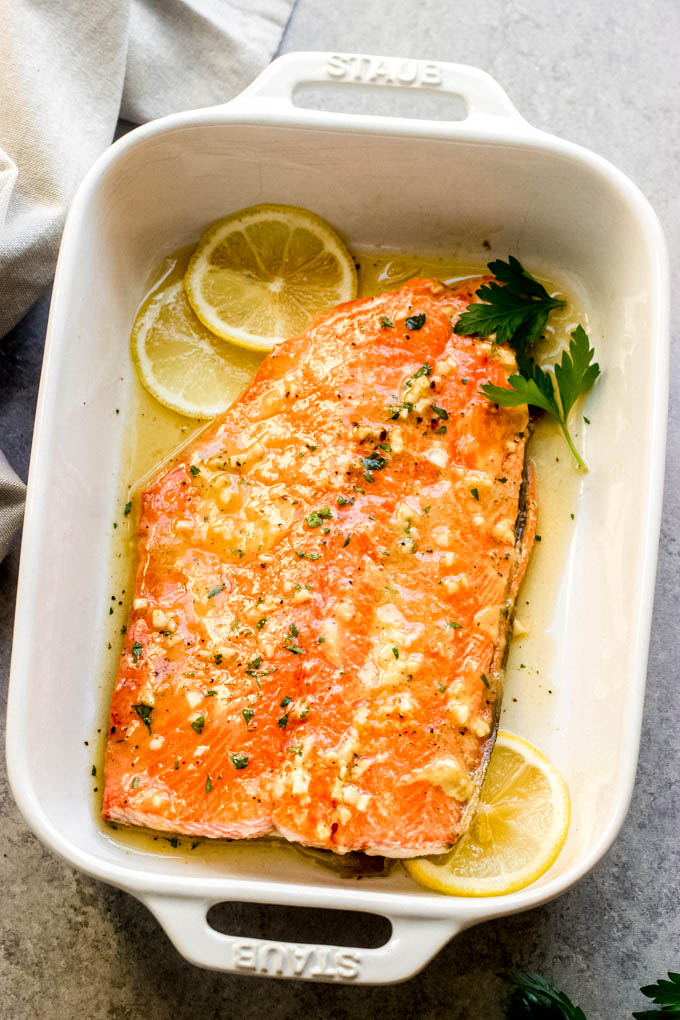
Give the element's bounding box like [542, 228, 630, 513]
[232, 50, 530, 128]
[142, 893, 460, 983]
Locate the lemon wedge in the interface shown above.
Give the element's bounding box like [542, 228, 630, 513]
[405, 731, 570, 897]
[131, 280, 264, 419]
[184, 203, 358, 350]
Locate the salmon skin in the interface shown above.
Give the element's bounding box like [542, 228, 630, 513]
[104, 277, 536, 856]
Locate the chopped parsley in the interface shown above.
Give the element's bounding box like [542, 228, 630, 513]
[481, 674, 490, 689]
[431, 404, 449, 420]
[213, 652, 223, 665]
[447, 621, 462, 629]
[191, 715, 205, 734]
[278, 713, 289, 728]
[288, 745, 303, 756]
[189, 465, 200, 477]
[392, 647, 399, 659]
[435, 424, 447, 434]
[124, 501, 132, 516]
[361, 452, 387, 483]
[280, 695, 292, 707]
[131, 641, 143, 664]
[131, 776, 140, 789]
[242, 707, 255, 726]
[380, 315, 394, 328]
[343, 535, 351, 548]
[229, 753, 249, 770]
[256, 617, 267, 630]
[337, 494, 354, 506]
[133, 703, 153, 732]
[405, 313, 426, 330]
[208, 583, 225, 599]
[296, 550, 322, 560]
[318, 636, 326, 644]
[471, 487, 480, 501]
[306, 507, 333, 528]
[205, 773, 213, 792]
[91, 765, 97, 776]
[423, 506, 431, 515]
[284, 644, 304, 655]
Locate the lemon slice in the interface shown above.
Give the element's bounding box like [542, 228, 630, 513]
[405, 731, 570, 897]
[184, 203, 358, 350]
[131, 280, 264, 418]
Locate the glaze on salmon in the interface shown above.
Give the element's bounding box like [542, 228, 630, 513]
[103, 278, 536, 856]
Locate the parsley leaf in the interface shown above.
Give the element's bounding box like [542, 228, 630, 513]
[306, 508, 332, 528]
[380, 315, 394, 328]
[502, 971, 587, 1019]
[361, 452, 388, 483]
[242, 707, 254, 726]
[189, 464, 200, 477]
[190, 715, 205, 734]
[133, 703, 153, 733]
[208, 583, 225, 599]
[405, 313, 426, 330]
[553, 325, 601, 420]
[229, 752, 249, 770]
[634, 972, 680, 1019]
[455, 256, 565, 350]
[131, 641, 143, 664]
[124, 501, 132, 516]
[481, 329, 600, 471]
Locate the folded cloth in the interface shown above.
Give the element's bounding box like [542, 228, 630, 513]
[0, 0, 294, 559]
[0, 452, 26, 561]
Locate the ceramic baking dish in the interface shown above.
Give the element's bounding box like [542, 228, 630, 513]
[7, 52, 669, 983]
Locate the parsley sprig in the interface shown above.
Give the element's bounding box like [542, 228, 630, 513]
[634, 972, 680, 1018]
[481, 326, 599, 471]
[503, 970, 587, 1019]
[454, 256, 565, 349]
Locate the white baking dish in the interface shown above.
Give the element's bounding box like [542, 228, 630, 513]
[7, 52, 669, 983]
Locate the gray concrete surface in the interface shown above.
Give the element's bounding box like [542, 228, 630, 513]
[1, 1, 679, 1017]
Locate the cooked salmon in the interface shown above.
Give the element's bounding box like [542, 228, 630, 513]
[103, 277, 536, 856]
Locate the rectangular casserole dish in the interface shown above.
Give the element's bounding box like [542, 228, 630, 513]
[6, 52, 669, 983]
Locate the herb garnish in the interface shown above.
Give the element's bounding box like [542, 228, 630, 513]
[229, 752, 249, 770]
[242, 707, 254, 726]
[280, 696, 292, 707]
[306, 508, 332, 528]
[131, 641, 143, 664]
[124, 501, 132, 516]
[471, 487, 479, 501]
[189, 464, 200, 477]
[133, 703, 153, 733]
[431, 404, 449, 420]
[361, 452, 387, 483]
[205, 773, 213, 792]
[208, 583, 225, 598]
[278, 713, 289, 728]
[405, 313, 426, 330]
[380, 315, 394, 328]
[284, 623, 304, 655]
[447, 621, 462, 629]
[454, 256, 565, 349]
[502, 970, 586, 1019]
[190, 715, 205, 734]
[337, 494, 355, 506]
[634, 971, 680, 1018]
[481, 326, 600, 471]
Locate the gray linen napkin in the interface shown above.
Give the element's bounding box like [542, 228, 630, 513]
[0, 0, 294, 559]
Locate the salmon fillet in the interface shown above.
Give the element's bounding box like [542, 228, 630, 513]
[103, 277, 536, 856]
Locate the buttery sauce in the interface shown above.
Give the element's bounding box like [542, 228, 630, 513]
[96, 247, 586, 870]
